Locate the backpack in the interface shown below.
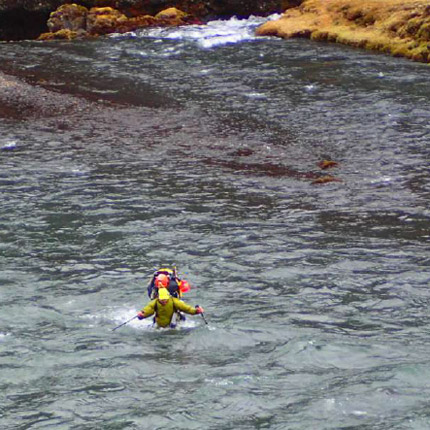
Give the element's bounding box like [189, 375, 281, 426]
[147, 267, 187, 300]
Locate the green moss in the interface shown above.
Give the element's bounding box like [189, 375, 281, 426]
[417, 22, 430, 41]
[403, 17, 423, 36]
[410, 43, 430, 62]
[310, 30, 328, 41]
[365, 39, 382, 51]
[386, 19, 403, 33]
[326, 31, 338, 42]
[391, 45, 411, 57]
[343, 6, 375, 26]
[311, 30, 341, 43]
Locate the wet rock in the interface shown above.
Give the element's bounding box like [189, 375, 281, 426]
[38, 5, 194, 39]
[154, 6, 187, 25]
[38, 28, 82, 40]
[118, 14, 158, 32]
[87, 7, 128, 35]
[47, 3, 88, 33]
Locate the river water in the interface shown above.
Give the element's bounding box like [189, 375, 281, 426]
[1, 15, 430, 429]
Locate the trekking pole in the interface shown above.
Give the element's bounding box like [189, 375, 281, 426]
[196, 305, 208, 325]
[200, 313, 208, 325]
[112, 315, 138, 331]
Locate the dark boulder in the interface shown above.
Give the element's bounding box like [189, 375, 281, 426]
[202, 0, 301, 19]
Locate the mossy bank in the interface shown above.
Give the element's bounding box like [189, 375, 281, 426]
[257, 0, 430, 63]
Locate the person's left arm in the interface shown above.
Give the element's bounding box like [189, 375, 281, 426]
[172, 298, 198, 315]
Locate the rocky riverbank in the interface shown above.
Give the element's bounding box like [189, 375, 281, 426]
[0, 70, 102, 122]
[0, 0, 294, 41]
[3, 0, 430, 64]
[37, 5, 202, 40]
[256, 0, 430, 63]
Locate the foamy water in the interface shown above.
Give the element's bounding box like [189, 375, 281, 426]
[114, 14, 281, 49]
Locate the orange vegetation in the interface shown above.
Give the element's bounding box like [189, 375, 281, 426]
[256, 0, 430, 63]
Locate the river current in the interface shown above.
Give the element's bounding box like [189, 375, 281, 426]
[1, 15, 430, 429]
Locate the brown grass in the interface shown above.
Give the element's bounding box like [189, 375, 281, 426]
[256, 0, 430, 63]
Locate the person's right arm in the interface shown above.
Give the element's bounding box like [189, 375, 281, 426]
[137, 300, 157, 319]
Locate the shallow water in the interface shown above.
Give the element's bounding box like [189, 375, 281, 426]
[1, 16, 430, 429]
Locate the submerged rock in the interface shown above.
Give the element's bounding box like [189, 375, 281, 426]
[311, 175, 342, 185]
[256, 0, 430, 63]
[318, 160, 339, 170]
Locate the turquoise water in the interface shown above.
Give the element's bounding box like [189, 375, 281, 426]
[1, 16, 430, 429]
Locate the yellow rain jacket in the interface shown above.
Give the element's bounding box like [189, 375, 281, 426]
[142, 297, 197, 328]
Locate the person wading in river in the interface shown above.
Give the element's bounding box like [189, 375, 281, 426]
[147, 269, 191, 300]
[137, 286, 204, 328]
